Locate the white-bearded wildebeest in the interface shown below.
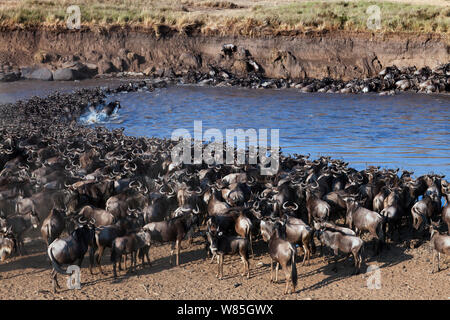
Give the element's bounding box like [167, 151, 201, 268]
[79, 205, 115, 227]
[442, 205, 450, 235]
[89, 215, 139, 274]
[47, 218, 95, 292]
[260, 214, 314, 266]
[429, 222, 450, 273]
[0, 231, 15, 261]
[316, 228, 364, 275]
[343, 197, 385, 255]
[305, 182, 330, 224]
[205, 230, 250, 280]
[111, 229, 151, 278]
[0, 211, 40, 255]
[411, 193, 441, 237]
[265, 221, 298, 295]
[41, 207, 66, 246]
[142, 211, 199, 266]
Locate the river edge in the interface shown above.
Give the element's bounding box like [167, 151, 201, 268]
[0, 30, 449, 94]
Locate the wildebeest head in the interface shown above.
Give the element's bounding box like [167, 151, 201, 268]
[30, 211, 40, 229]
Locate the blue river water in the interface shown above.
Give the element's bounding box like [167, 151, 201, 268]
[0, 80, 448, 177]
[81, 85, 449, 177]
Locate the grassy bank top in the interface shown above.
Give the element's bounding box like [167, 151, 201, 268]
[0, 0, 449, 36]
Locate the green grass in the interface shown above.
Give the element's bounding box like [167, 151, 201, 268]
[0, 0, 448, 35]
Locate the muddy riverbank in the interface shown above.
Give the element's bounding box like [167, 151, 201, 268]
[0, 29, 449, 93]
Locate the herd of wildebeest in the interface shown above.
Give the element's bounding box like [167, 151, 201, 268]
[0, 84, 448, 295]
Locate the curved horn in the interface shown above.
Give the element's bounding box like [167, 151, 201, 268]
[78, 216, 87, 224]
[192, 204, 200, 214]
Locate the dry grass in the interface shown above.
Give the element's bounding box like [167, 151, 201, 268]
[0, 0, 448, 35]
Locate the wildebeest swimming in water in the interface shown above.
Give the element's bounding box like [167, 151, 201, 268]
[101, 101, 121, 116]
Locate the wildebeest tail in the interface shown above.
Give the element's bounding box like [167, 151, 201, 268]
[309, 233, 317, 255]
[359, 240, 366, 267]
[377, 213, 387, 241]
[290, 245, 297, 288]
[48, 247, 70, 275]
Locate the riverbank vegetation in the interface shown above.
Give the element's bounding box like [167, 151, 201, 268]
[0, 0, 448, 35]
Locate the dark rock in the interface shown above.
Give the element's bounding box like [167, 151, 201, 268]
[30, 68, 53, 81]
[20, 67, 36, 79]
[0, 71, 20, 82]
[53, 68, 78, 81]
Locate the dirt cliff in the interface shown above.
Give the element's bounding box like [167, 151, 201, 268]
[0, 28, 448, 81]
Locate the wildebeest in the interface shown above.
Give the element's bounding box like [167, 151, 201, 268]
[380, 205, 402, 242]
[429, 222, 450, 273]
[265, 222, 298, 294]
[142, 211, 199, 266]
[89, 216, 136, 274]
[41, 207, 66, 246]
[0, 231, 15, 261]
[343, 197, 385, 254]
[47, 218, 95, 292]
[0, 211, 40, 254]
[206, 230, 250, 280]
[411, 194, 441, 234]
[260, 215, 314, 265]
[316, 228, 364, 274]
[305, 182, 330, 224]
[442, 205, 450, 235]
[79, 205, 115, 227]
[111, 230, 151, 278]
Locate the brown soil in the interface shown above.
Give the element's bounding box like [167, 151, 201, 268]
[0, 29, 448, 81]
[0, 228, 448, 300]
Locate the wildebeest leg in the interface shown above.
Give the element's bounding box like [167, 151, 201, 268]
[146, 248, 152, 266]
[332, 249, 339, 272]
[89, 246, 96, 274]
[169, 242, 175, 266]
[118, 253, 123, 271]
[96, 246, 105, 274]
[302, 244, 309, 266]
[270, 259, 274, 283]
[51, 269, 59, 293]
[240, 255, 249, 278]
[78, 256, 84, 269]
[217, 254, 223, 279]
[284, 266, 289, 294]
[113, 259, 117, 278]
[209, 251, 217, 264]
[352, 251, 360, 275]
[249, 234, 254, 257]
[275, 262, 279, 283]
[141, 247, 151, 267]
[437, 252, 441, 272]
[17, 235, 23, 256]
[128, 252, 135, 273]
[176, 239, 181, 266]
